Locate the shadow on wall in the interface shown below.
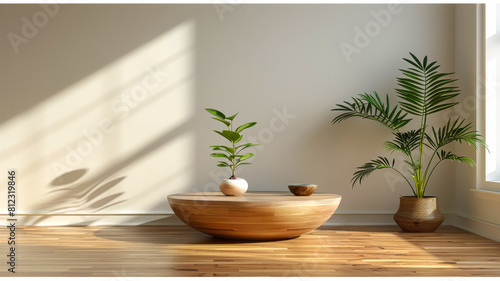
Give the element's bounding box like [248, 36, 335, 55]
[25, 169, 127, 225]
[24, 118, 195, 225]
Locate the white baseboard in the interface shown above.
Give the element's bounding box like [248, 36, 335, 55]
[1, 214, 185, 226]
[453, 214, 500, 242]
[2, 212, 453, 227]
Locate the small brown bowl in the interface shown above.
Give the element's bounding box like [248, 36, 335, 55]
[288, 184, 317, 196]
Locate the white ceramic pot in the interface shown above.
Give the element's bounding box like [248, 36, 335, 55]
[219, 178, 248, 196]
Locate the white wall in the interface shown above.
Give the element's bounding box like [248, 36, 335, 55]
[0, 4, 458, 225]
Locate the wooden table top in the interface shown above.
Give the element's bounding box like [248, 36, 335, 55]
[168, 192, 341, 203]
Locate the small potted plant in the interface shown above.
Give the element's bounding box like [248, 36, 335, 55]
[331, 53, 487, 232]
[205, 108, 259, 196]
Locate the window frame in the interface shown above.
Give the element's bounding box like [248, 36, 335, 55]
[476, 4, 500, 193]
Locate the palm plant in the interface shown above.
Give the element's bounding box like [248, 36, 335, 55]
[205, 108, 258, 179]
[331, 53, 486, 197]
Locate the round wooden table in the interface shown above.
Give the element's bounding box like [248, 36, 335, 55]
[167, 192, 342, 241]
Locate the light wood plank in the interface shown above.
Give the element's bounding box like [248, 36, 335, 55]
[1, 225, 500, 276]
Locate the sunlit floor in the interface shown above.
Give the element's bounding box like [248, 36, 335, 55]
[2, 225, 500, 277]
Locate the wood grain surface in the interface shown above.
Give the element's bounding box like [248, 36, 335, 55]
[167, 192, 342, 240]
[2, 225, 500, 277]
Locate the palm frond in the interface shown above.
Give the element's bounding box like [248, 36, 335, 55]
[383, 129, 421, 156]
[423, 150, 477, 194]
[396, 53, 460, 116]
[426, 118, 487, 150]
[437, 150, 476, 167]
[332, 92, 411, 131]
[352, 157, 396, 187]
[404, 160, 420, 172]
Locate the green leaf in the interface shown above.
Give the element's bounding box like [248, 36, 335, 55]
[235, 122, 257, 133]
[352, 157, 396, 187]
[236, 143, 259, 149]
[235, 134, 243, 144]
[425, 118, 487, 151]
[212, 117, 230, 127]
[437, 150, 476, 167]
[235, 162, 251, 167]
[236, 143, 259, 153]
[383, 130, 420, 156]
[210, 145, 234, 154]
[217, 161, 232, 167]
[226, 113, 238, 121]
[404, 160, 420, 171]
[410, 52, 423, 68]
[210, 153, 229, 159]
[331, 92, 412, 131]
[396, 54, 460, 116]
[403, 58, 421, 70]
[238, 153, 254, 162]
[213, 130, 230, 141]
[222, 130, 241, 142]
[214, 130, 238, 143]
[205, 108, 226, 119]
[400, 69, 424, 79]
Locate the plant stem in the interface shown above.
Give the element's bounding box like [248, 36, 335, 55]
[402, 135, 417, 193]
[416, 71, 429, 198]
[231, 139, 236, 178]
[415, 126, 427, 197]
[422, 149, 438, 194]
[229, 119, 236, 179]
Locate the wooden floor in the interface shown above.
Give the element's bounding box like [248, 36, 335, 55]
[2, 225, 500, 277]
